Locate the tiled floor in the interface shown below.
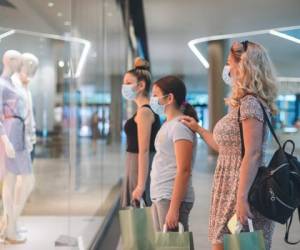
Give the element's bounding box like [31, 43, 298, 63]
[118, 139, 300, 249]
[0, 139, 124, 249]
[2, 135, 299, 249]
[190, 169, 300, 250]
[0, 216, 103, 250]
[190, 141, 300, 250]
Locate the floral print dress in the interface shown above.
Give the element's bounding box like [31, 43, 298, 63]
[208, 95, 275, 249]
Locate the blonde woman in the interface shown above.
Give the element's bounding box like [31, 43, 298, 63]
[181, 41, 278, 250]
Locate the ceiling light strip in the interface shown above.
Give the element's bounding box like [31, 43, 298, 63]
[0, 29, 15, 40]
[278, 77, 300, 82]
[75, 41, 91, 78]
[188, 44, 209, 69]
[188, 25, 300, 69]
[0, 27, 90, 78]
[269, 30, 300, 44]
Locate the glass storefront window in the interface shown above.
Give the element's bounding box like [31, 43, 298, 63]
[0, 0, 127, 248]
[276, 95, 297, 128]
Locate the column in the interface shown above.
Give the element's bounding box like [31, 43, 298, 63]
[107, 75, 123, 144]
[208, 40, 227, 154]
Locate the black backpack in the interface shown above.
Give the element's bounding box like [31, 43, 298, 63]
[238, 98, 300, 245]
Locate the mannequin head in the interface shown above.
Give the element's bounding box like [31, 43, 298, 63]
[2, 50, 22, 77]
[19, 53, 39, 85]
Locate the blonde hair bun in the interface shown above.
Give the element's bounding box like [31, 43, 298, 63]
[134, 57, 150, 70]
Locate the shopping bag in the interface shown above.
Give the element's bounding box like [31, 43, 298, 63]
[154, 223, 194, 250]
[224, 219, 266, 250]
[119, 200, 155, 250]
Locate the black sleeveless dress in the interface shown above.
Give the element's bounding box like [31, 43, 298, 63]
[121, 104, 161, 207]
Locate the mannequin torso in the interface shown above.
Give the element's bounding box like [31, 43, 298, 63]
[0, 70, 32, 175]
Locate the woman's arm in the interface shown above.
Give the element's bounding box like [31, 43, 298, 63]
[132, 107, 154, 201]
[165, 139, 193, 229]
[181, 116, 219, 152]
[236, 118, 263, 224]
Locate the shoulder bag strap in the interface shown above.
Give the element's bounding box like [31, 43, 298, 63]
[238, 96, 282, 158]
[285, 211, 300, 244]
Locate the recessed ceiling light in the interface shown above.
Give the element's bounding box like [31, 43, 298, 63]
[48, 2, 54, 7]
[64, 21, 71, 26]
[58, 60, 65, 68]
[57, 12, 63, 17]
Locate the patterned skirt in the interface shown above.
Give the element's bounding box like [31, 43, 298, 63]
[208, 153, 275, 250]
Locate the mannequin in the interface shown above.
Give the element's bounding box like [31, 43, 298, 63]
[12, 53, 38, 159]
[0, 50, 35, 244]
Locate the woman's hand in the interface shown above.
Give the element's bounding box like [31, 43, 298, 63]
[181, 116, 219, 152]
[180, 116, 200, 133]
[165, 207, 179, 230]
[131, 186, 144, 202]
[236, 198, 254, 225]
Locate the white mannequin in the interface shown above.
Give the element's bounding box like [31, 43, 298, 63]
[0, 50, 36, 244]
[0, 50, 20, 159]
[12, 53, 39, 153]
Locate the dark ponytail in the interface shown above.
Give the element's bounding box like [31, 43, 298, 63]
[181, 103, 199, 122]
[154, 75, 198, 122]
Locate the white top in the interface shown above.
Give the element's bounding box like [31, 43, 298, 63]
[150, 117, 197, 203]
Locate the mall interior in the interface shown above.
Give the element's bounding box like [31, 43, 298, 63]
[0, 0, 299, 249]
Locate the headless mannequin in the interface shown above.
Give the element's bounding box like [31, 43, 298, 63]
[0, 50, 20, 159]
[12, 53, 39, 156]
[0, 50, 35, 244]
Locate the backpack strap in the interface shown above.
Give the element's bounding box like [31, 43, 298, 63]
[238, 96, 281, 158]
[258, 102, 282, 149]
[284, 208, 300, 245]
[238, 107, 245, 157]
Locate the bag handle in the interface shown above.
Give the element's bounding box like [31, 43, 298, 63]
[238, 97, 282, 157]
[247, 219, 254, 233]
[163, 222, 184, 234]
[283, 140, 295, 155]
[130, 199, 146, 209]
[235, 218, 255, 233]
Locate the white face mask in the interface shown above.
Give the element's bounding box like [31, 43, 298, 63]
[222, 65, 232, 86]
[122, 84, 137, 101]
[150, 95, 168, 116]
